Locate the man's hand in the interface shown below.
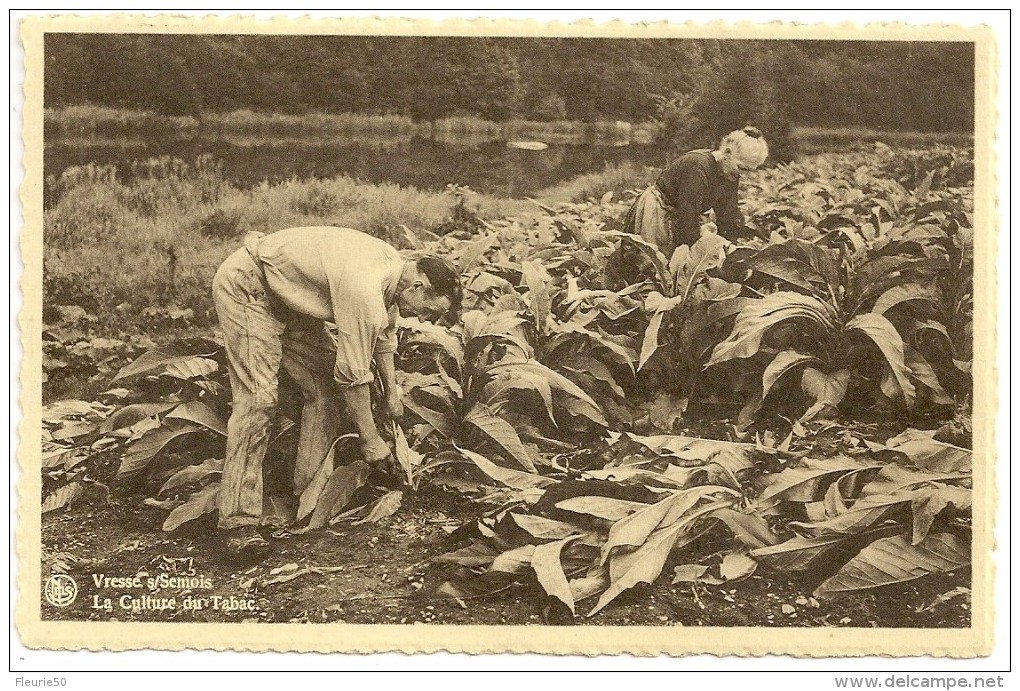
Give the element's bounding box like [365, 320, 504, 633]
[385, 389, 404, 420]
[360, 433, 393, 466]
[361, 433, 400, 481]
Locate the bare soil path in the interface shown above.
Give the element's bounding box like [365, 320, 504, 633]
[42, 484, 970, 628]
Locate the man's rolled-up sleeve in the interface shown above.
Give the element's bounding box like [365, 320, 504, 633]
[331, 315, 380, 388]
[329, 261, 397, 388]
[373, 322, 397, 356]
[373, 304, 399, 357]
[332, 283, 393, 388]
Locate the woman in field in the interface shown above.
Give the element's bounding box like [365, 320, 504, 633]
[623, 126, 769, 258]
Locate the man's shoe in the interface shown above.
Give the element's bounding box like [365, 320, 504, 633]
[224, 526, 270, 564]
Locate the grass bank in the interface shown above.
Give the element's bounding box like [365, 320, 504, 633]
[43, 105, 201, 139]
[46, 108, 973, 154]
[45, 106, 660, 145]
[791, 126, 974, 154]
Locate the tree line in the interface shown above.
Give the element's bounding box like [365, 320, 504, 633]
[45, 34, 974, 146]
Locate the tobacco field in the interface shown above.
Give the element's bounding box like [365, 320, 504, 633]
[39, 144, 977, 626]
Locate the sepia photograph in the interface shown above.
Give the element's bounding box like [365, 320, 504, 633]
[15, 11, 1000, 659]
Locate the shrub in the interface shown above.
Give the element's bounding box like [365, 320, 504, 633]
[197, 209, 242, 240]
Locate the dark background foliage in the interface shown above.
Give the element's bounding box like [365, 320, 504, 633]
[45, 35, 974, 148]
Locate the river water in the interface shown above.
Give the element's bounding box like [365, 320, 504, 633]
[44, 135, 667, 198]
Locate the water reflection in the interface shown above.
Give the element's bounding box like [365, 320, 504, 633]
[44, 135, 666, 198]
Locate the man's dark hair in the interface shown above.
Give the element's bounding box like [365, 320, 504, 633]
[416, 256, 463, 317]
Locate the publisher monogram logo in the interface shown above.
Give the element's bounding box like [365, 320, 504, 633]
[44, 574, 78, 607]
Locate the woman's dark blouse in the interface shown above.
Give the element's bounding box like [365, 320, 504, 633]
[654, 149, 743, 245]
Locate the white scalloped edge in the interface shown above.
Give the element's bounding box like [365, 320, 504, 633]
[14, 12, 999, 657]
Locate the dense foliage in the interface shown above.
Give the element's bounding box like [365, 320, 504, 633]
[45, 35, 974, 144]
[41, 145, 975, 618]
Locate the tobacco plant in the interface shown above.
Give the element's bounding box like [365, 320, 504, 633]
[707, 237, 955, 423]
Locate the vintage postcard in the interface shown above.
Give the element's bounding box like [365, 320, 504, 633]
[16, 13, 999, 657]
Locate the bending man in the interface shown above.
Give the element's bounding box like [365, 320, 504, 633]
[212, 226, 461, 560]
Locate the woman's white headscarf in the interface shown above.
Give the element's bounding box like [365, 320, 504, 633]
[720, 126, 769, 168]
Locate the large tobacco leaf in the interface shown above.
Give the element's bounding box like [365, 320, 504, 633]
[162, 482, 220, 532]
[744, 239, 840, 297]
[464, 404, 536, 472]
[761, 350, 818, 401]
[847, 312, 916, 407]
[531, 537, 579, 614]
[707, 292, 836, 366]
[456, 445, 555, 492]
[756, 456, 885, 506]
[814, 533, 970, 599]
[113, 350, 218, 382]
[158, 458, 224, 496]
[588, 521, 687, 616]
[307, 460, 371, 530]
[165, 401, 227, 437]
[118, 423, 203, 480]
